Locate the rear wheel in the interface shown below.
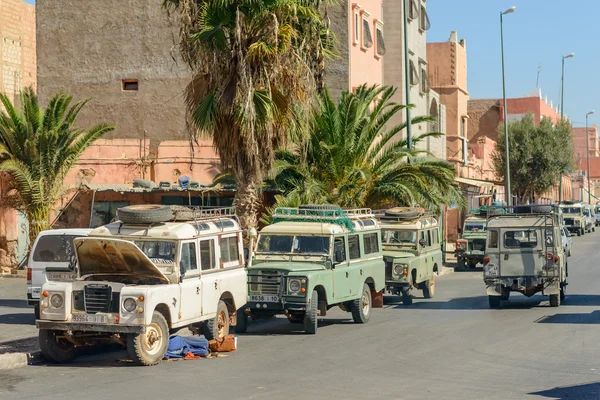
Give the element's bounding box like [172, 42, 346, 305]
[39, 329, 76, 363]
[560, 285, 566, 302]
[501, 287, 510, 301]
[127, 311, 169, 366]
[578, 228, 582, 237]
[549, 294, 560, 307]
[401, 287, 413, 305]
[304, 290, 318, 334]
[488, 295, 501, 309]
[422, 275, 435, 299]
[351, 283, 372, 324]
[204, 301, 230, 340]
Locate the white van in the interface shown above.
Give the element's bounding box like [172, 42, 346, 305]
[27, 229, 93, 318]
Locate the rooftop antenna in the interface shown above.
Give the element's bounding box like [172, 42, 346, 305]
[536, 63, 541, 88]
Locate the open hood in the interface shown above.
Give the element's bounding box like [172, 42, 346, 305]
[73, 237, 169, 284]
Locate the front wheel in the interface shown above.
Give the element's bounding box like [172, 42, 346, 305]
[488, 295, 501, 309]
[127, 311, 169, 366]
[549, 294, 560, 307]
[351, 283, 372, 324]
[401, 287, 413, 305]
[501, 287, 510, 301]
[304, 290, 318, 334]
[577, 229, 582, 237]
[204, 300, 230, 340]
[422, 275, 435, 299]
[39, 329, 76, 363]
[560, 285, 566, 302]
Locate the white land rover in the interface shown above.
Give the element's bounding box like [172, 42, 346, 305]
[36, 205, 247, 366]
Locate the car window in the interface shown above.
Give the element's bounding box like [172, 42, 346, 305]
[426, 230, 432, 247]
[180, 242, 198, 273]
[488, 230, 498, 248]
[220, 236, 239, 264]
[134, 241, 177, 265]
[504, 230, 538, 248]
[33, 235, 81, 262]
[363, 233, 379, 255]
[200, 239, 215, 271]
[348, 235, 360, 260]
[334, 237, 347, 262]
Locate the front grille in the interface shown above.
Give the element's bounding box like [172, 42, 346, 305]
[73, 290, 119, 313]
[470, 239, 486, 252]
[84, 284, 112, 314]
[384, 261, 393, 278]
[564, 218, 574, 226]
[249, 271, 281, 295]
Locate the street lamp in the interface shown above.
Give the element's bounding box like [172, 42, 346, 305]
[403, 0, 412, 150]
[558, 52, 574, 203]
[586, 110, 595, 204]
[500, 6, 516, 206]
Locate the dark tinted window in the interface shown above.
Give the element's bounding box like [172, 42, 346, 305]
[348, 235, 361, 260]
[33, 235, 80, 262]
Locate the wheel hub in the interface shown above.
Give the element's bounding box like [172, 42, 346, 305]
[143, 323, 163, 355]
[217, 311, 227, 338]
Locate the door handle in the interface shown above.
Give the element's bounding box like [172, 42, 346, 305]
[196, 287, 200, 295]
[504, 254, 509, 260]
[214, 282, 218, 290]
[346, 272, 349, 278]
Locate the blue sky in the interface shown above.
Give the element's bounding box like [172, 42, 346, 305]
[428, 0, 598, 127]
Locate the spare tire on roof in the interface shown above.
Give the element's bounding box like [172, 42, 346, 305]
[383, 207, 423, 219]
[117, 205, 173, 224]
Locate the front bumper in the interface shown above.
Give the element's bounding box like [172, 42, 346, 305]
[36, 320, 145, 334]
[484, 276, 560, 296]
[244, 298, 308, 314]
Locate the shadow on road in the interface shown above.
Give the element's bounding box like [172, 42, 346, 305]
[0, 313, 35, 326]
[535, 310, 600, 325]
[559, 294, 600, 306]
[240, 317, 354, 336]
[384, 295, 544, 310]
[530, 381, 600, 399]
[0, 299, 30, 309]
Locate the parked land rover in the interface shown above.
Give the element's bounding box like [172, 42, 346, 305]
[560, 201, 587, 236]
[377, 207, 442, 305]
[583, 204, 595, 233]
[483, 204, 567, 308]
[595, 204, 600, 227]
[238, 205, 385, 334]
[455, 207, 487, 270]
[36, 205, 247, 365]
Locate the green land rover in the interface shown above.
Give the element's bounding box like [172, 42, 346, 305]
[237, 205, 385, 334]
[456, 208, 487, 270]
[377, 207, 443, 305]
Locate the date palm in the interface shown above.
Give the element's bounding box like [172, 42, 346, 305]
[0, 88, 114, 245]
[163, 0, 334, 231]
[269, 84, 464, 212]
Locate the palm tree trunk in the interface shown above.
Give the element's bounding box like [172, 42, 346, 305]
[27, 207, 51, 248]
[234, 168, 260, 238]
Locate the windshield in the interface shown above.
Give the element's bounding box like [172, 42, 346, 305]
[33, 235, 82, 262]
[383, 229, 417, 245]
[561, 207, 581, 214]
[504, 230, 538, 249]
[464, 222, 486, 232]
[595, 206, 600, 214]
[583, 209, 590, 216]
[133, 240, 177, 265]
[256, 235, 331, 255]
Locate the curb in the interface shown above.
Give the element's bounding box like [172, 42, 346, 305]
[0, 274, 26, 279]
[0, 350, 42, 371]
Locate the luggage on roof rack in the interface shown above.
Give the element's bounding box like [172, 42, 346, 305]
[375, 207, 433, 221]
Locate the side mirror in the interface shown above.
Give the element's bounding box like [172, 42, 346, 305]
[334, 249, 344, 263]
[419, 239, 426, 248]
[179, 261, 186, 283]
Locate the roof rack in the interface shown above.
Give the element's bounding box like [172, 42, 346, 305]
[375, 207, 434, 222]
[171, 206, 236, 220]
[486, 204, 561, 219]
[271, 205, 375, 231]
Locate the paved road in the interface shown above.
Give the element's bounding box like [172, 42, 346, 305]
[2, 233, 600, 399]
[0, 278, 36, 343]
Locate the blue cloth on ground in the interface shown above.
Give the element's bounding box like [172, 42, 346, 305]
[164, 335, 209, 359]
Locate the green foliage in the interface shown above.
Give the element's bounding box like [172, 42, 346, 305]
[492, 113, 574, 203]
[0, 88, 114, 244]
[266, 84, 464, 215]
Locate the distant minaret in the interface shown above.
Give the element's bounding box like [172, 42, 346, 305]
[536, 64, 541, 88]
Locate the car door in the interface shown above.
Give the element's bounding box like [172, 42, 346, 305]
[332, 236, 351, 300]
[200, 237, 220, 319]
[179, 240, 202, 322]
[500, 228, 540, 277]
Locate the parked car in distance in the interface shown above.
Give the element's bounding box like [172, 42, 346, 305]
[27, 228, 93, 319]
[583, 204, 595, 233]
[561, 227, 573, 257]
[594, 204, 600, 227]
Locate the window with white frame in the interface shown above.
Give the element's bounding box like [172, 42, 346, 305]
[408, 0, 419, 20]
[409, 60, 419, 86]
[353, 5, 361, 45]
[375, 21, 386, 57]
[420, 5, 431, 31]
[361, 11, 373, 49]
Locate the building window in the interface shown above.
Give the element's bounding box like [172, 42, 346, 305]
[419, 6, 431, 31]
[353, 5, 361, 45]
[408, 0, 419, 20]
[361, 11, 373, 50]
[122, 79, 139, 91]
[420, 67, 430, 94]
[375, 22, 386, 57]
[409, 60, 419, 86]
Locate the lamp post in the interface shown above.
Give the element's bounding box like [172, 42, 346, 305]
[586, 110, 595, 204]
[558, 53, 574, 203]
[403, 0, 412, 150]
[500, 6, 516, 206]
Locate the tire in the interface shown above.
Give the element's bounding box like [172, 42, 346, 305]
[132, 178, 156, 189]
[501, 287, 510, 301]
[203, 300, 229, 340]
[235, 309, 248, 334]
[117, 205, 173, 224]
[549, 294, 560, 307]
[568, 249, 572, 257]
[581, 228, 585, 236]
[422, 275, 435, 299]
[383, 207, 420, 220]
[351, 283, 372, 324]
[304, 290, 318, 334]
[34, 304, 40, 320]
[127, 311, 169, 366]
[401, 288, 413, 305]
[577, 228, 582, 237]
[488, 295, 501, 309]
[457, 258, 466, 271]
[39, 329, 76, 363]
[560, 285, 566, 302]
[593, 227, 596, 233]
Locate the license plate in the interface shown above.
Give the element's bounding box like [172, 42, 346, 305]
[32, 287, 41, 298]
[484, 264, 499, 277]
[472, 250, 484, 255]
[48, 272, 76, 281]
[72, 314, 108, 324]
[249, 295, 279, 303]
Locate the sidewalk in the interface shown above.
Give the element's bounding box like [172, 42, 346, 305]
[0, 277, 40, 370]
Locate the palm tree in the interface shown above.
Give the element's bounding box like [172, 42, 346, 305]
[162, 0, 333, 231]
[0, 88, 114, 245]
[269, 84, 464, 212]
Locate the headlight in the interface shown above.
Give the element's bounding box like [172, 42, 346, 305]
[50, 294, 64, 308]
[123, 298, 137, 312]
[394, 265, 407, 276]
[289, 279, 301, 293]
